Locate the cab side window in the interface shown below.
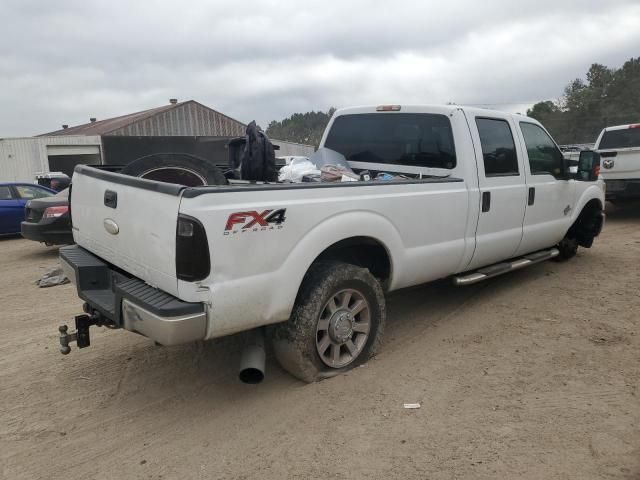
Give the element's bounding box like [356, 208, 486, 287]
[520, 122, 564, 178]
[476, 118, 519, 176]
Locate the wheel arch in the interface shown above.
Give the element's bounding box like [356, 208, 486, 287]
[567, 194, 604, 248]
[570, 186, 604, 225]
[309, 236, 392, 285]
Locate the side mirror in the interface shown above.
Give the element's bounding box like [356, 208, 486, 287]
[576, 151, 601, 181]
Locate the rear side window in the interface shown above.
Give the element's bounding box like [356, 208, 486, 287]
[475, 118, 519, 176]
[15, 185, 51, 199]
[0, 186, 13, 200]
[519, 122, 564, 178]
[599, 127, 640, 149]
[324, 113, 456, 169]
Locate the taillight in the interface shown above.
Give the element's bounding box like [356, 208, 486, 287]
[176, 214, 210, 282]
[43, 205, 69, 219]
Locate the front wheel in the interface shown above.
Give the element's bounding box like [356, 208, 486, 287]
[555, 235, 578, 261]
[272, 261, 386, 383]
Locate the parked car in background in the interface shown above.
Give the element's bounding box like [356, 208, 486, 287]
[0, 183, 56, 236]
[595, 123, 640, 202]
[21, 188, 73, 245]
[36, 172, 71, 192]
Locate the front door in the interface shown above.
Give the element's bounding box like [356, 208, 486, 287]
[465, 114, 528, 270]
[514, 121, 575, 255]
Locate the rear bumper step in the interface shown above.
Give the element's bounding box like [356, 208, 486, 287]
[453, 248, 559, 286]
[59, 245, 206, 347]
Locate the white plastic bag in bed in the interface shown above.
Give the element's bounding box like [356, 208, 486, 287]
[278, 158, 320, 182]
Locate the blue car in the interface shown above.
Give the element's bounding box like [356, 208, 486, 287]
[0, 183, 56, 236]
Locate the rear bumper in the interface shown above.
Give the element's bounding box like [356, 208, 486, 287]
[605, 179, 640, 200]
[60, 245, 206, 345]
[21, 220, 74, 245]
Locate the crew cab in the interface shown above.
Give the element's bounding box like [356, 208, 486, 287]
[59, 105, 605, 383]
[595, 123, 640, 202]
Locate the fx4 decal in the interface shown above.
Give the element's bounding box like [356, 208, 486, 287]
[224, 209, 286, 235]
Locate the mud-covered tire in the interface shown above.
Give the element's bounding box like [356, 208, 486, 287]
[271, 261, 386, 383]
[120, 153, 227, 186]
[555, 235, 578, 261]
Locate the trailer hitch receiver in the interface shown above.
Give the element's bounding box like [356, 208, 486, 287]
[59, 313, 104, 355]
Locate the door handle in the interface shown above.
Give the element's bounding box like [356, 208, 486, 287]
[104, 190, 118, 209]
[481, 191, 491, 212]
[528, 187, 535, 206]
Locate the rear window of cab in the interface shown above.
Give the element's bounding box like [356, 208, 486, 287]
[599, 127, 640, 150]
[324, 113, 456, 169]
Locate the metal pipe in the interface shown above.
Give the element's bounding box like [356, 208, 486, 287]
[239, 328, 266, 384]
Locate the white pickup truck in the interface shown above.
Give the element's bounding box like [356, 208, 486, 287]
[595, 123, 640, 202]
[59, 105, 605, 383]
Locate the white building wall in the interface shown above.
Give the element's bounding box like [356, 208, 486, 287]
[0, 136, 102, 182]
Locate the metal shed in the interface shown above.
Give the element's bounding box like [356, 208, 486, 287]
[42, 100, 247, 138]
[0, 135, 101, 182]
[2, 99, 314, 182]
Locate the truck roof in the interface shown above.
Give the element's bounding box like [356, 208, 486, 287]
[599, 123, 640, 132]
[333, 104, 535, 123]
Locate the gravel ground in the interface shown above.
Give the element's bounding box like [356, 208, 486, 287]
[1, 203, 639, 479]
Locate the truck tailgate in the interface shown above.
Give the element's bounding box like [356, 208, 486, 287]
[600, 148, 640, 179]
[70, 166, 184, 296]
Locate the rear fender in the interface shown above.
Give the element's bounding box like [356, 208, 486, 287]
[204, 211, 403, 339]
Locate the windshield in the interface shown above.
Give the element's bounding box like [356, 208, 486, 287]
[599, 127, 640, 149]
[324, 113, 456, 169]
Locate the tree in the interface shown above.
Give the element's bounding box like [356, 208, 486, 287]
[527, 57, 640, 144]
[266, 108, 336, 148]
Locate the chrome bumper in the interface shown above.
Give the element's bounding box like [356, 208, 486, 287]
[60, 244, 207, 346]
[122, 299, 206, 345]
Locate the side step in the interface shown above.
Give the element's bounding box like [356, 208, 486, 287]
[453, 248, 559, 286]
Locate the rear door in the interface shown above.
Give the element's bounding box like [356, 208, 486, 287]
[466, 114, 527, 269]
[70, 166, 184, 296]
[514, 121, 575, 255]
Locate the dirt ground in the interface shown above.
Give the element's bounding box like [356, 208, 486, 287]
[1, 204, 639, 480]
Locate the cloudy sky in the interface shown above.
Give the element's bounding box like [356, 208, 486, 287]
[1, 0, 639, 136]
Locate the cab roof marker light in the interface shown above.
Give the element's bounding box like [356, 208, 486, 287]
[376, 105, 401, 111]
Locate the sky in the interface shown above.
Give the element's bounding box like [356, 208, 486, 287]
[1, 0, 639, 136]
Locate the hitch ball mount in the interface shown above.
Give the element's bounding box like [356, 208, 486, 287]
[59, 311, 105, 355]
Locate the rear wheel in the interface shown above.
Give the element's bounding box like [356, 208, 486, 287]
[120, 153, 227, 186]
[272, 261, 386, 383]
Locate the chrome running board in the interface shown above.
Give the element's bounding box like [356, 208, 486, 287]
[453, 248, 560, 286]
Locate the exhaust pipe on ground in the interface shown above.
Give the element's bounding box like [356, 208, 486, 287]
[239, 328, 266, 384]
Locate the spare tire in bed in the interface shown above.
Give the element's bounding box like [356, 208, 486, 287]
[120, 153, 227, 186]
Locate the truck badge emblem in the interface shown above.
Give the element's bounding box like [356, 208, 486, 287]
[103, 218, 119, 235]
[563, 205, 572, 216]
[602, 159, 615, 169]
[224, 209, 286, 235]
